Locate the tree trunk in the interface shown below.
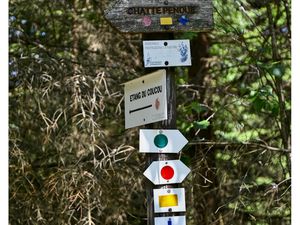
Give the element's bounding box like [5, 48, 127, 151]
[187, 33, 219, 225]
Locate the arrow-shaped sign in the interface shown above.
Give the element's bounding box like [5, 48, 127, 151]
[139, 129, 188, 153]
[104, 0, 213, 33]
[143, 160, 190, 185]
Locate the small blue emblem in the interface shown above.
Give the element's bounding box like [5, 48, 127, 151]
[178, 42, 189, 63]
[178, 16, 189, 25]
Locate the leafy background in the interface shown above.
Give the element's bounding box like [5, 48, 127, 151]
[9, 0, 291, 224]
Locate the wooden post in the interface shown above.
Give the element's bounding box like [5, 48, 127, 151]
[144, 68, 178, 225]
[143, 33, 179, 225]
[104, 1, 213, 224]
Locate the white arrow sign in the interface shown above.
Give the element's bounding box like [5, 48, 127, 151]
[143, 160, 190, 185]
[139, 129, 188, 153]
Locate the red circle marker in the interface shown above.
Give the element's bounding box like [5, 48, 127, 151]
[160, 165, 174, 180]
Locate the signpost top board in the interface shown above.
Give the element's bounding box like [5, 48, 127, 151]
[105, 0, 213, 33]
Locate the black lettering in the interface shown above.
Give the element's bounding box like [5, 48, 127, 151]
[127, 8, 133, 15]
[145, 7, 150, 15]
[147, 86, 162, 96]
[156, 7, 162, 14]
[140, 8, 146, 15]
[163, 7, 168, 14]
[150, 7, 156, 15]
[174, 7, 180, 14]
[133, 7, 139, 14]
[130, 92, 141, 102]
[127, 6, 197, 16]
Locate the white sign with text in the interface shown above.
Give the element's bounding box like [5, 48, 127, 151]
[143, 40, 191, 67]
[124, 70, 167, 129]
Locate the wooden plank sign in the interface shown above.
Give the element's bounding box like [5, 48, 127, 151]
[104, 0, 213, 33]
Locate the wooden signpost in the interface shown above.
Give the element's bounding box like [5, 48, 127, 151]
[105, 1, 213, 224]
[105, 0, 213, 33]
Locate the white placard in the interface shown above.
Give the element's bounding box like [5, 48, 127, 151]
[124, 70, 167, 129]
[143, 160, 191, 185]
[154, 216, 186, 225]
[153, 188, 186, 213]
[139, 129, 188, 153]
[143, 40, 192, 67]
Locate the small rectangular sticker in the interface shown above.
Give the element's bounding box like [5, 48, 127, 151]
[153, 188, 186, 213]
[160, 17, 173, 25]
[159, 194, 178, 207]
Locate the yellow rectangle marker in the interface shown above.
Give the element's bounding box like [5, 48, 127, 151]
[160, 17, 173, 25]
[159, 194, 178, 207]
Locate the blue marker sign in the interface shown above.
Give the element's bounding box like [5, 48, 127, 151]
[154, 216, 186, 225]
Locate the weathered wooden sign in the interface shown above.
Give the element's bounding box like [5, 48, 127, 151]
[105, 0, 213, 33]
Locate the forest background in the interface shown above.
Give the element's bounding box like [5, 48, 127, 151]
[5, 0, 299, 224]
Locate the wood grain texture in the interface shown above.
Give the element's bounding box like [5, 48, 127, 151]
[105, 0, 213, 33]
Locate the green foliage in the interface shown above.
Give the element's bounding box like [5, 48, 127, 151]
[9, 0, 291, 224]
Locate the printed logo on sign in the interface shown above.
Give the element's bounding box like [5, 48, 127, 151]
[178, 42, 188, 62]
[155, 98, 160, 110]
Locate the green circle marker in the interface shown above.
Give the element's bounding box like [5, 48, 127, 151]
[154, 134, 168, 148]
